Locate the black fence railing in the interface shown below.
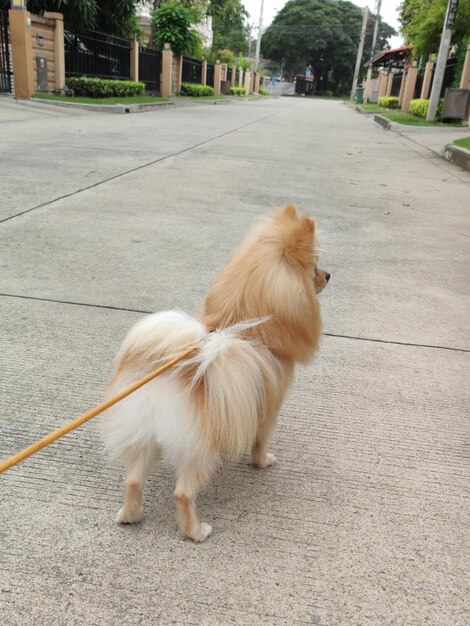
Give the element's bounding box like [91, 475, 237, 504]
[182, 57, 202, 84]
[139, 46, 161, 93]
[65, 30, 131, 80]
[206, 63, 214, 88]
[227, 67, 233, 83]
[0, 10, 11, 94]
[390, 72, 402, 97]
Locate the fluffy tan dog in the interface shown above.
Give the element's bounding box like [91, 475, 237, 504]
[102, 204, 329, 541]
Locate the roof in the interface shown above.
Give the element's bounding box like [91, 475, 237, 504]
[365, 45, 413, 68]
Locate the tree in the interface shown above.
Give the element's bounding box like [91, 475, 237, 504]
[399, 0, 470, 60]
[211, 0, 250, 56]
[261, 0, 396, 93]
[7, 1, 140, 36]
[151, 0, 202, 55]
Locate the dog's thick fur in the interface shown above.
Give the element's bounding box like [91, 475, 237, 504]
[101, 204, 328, 541]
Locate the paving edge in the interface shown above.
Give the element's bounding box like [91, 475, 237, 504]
[442, 143, 470, 172]
[374, 114, 392, 129]
[29, 99, 174, 114]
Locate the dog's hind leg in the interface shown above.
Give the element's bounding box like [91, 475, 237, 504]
[116, 444, 160, 524]
[251, 415, 278, 469]
[174, 460, 216, 542]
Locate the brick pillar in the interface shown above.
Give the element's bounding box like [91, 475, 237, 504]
[254, 73, 260, 93]
[398, 69, 408, 108]
[9, 7, 35, 99]
[378, 72, 388, 99]
[129, 35, 139, 83]
[238, 68, 244, 87]
[174, 54, 182, 95]
[385, 72, 393, 97]
[201, 59, 207, 86]
[421, 61, 434, 99]
[231, 65, 236, 86]
[161, 43, 172, 98]
[460, 44, 470, 89]
[214, 60, 222, 96]
[44, 11, 65, 90]
[244, 70, 251, 93]
[402, 67, 417, 113]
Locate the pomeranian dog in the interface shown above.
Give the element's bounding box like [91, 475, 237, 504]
[102, 204, 329, 542]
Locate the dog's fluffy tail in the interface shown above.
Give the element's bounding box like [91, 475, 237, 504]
[105, 311, 276, 459]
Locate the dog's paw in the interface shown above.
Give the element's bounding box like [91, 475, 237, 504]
[256, 453, 277, 469]
[116, 507, 144, 524]
[188, 522, 213, 543]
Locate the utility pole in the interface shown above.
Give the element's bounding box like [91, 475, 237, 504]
[350, 6, 369, 100]
[254, 0, 265, 73]
[365, 0, 381, 102]
[426, 0, 459, 121]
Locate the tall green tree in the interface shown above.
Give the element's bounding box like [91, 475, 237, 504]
[399, 0, 470, 60]
[261, 0, 395, 92]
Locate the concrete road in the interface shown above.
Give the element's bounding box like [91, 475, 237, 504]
[0, 96, 469, 626]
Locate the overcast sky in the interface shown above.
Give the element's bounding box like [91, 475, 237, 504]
[244, 0, 404, 49]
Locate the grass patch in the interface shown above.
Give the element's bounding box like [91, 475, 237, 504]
[33, 93, 167, 105]
[381, 111, 465, 127]
[453, 137, 470, 150]
[357, 103, 382, 111]
[174, 95, 228, 101]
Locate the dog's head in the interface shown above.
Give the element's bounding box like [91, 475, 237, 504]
[270, 203, 330, 293]
[203, 203, 329, 363]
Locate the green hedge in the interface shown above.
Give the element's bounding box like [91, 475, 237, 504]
[65, 77, 145, 98]
[230, 86, 246, 96]
[409, 98, 443, 119]
[259, 88, 269, 96]
[180, 83, 215, 96]
[378, 96, 400, 109]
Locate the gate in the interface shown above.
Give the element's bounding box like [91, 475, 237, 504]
[139, 46, 161, 93]
[390, 72, 402, 97]
[206, 62, 214, 87]
[0, 10, 12, 94]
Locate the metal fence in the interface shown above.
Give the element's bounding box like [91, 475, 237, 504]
[227, 67, 233, 83]
[139, 46, 161, 93]
[206, 62, 214, 87]
[64, 30, 131, 80]
[390, 72, 403, 97]
[0, 10, 11, 94]
[182, 57, 202, 84]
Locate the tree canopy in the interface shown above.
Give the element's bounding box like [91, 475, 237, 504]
[212, 0, 249, 56]
[399, 0, 470, 60]
[261, 0, 396, 93]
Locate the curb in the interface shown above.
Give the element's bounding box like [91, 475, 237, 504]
[442, 143, 470, 172]
[30, 99, 174, 114]
[374, 114, 392, 129]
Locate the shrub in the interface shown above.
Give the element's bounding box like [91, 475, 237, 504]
[230, 86, 246, 96]
[180, 82, 215, 96]
[65, 77, 145, 98]
[409, 98, 443, 119]
[378, 96, 400, 109]
[259, 88, 269, 96]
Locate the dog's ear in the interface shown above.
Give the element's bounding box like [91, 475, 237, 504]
[282, 203, 298, 219]
[299, 216, 315, 235]
[281, 215, 316, 268]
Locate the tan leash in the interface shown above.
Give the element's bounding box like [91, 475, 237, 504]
[0, 345, 199, 474]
